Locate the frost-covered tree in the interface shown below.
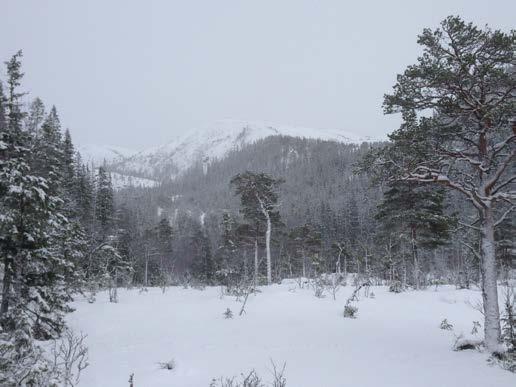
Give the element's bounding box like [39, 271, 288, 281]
[25, 97, 45, 134]
[215, 213, 237, 276]
[0, 82, 6, 133]
[0, 51, 84, 383]
[364, 17, 515, 352]
[231, 171, 283, 285]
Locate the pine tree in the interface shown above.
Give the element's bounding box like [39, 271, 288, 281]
[363, 17, 515, 352]
[375, 182, 455, 288]
[231, 171, 283, 285]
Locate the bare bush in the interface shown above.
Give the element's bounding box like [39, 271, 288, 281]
[224, 308, 234, 319]
[210, 361, 287, 387]
[49, 329, 89, 386]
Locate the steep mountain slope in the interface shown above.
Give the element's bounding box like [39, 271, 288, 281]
[76, 143, 137, 167]
[110, 119, 375, 180]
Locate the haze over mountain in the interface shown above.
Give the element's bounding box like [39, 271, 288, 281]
[79, 119, 377, 182]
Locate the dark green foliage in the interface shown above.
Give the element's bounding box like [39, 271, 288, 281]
[95, 166, 114, 236]
[288, 223, 322, 276]
[361, 16, 514, 351]
[190, 222, 215, 283]
[0, 51, 91, 383]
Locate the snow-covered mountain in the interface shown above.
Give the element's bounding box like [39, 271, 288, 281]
[76, 144, 137, 167]
[111, 119, 375, 180]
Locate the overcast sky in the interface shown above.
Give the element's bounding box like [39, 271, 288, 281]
[2, 1, 514, 150]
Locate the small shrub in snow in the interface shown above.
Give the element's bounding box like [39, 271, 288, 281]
[471, 321, 481, 335]
[210, 370, 263, 387]
[343, 305, 358, 319]
[369, 291, 375, 299]
[440, 319, 453, 331]
[313, 283, 325, 299]
[224, 308, 234, 319]
[452, 334, 481, 351]
[158, 359, 175, 370]
[389, 281, 403, 293]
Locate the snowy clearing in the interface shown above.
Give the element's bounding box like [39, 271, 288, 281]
[68, 282, 514, 387]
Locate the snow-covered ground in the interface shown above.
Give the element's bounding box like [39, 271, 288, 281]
[68, 282, 514, 386]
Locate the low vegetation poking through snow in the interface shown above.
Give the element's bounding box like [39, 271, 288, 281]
[67, 281, 516, 386]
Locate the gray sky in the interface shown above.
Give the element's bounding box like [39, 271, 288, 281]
[2, 1, 514, 150]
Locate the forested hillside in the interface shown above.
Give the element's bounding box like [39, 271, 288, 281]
[0, 13, 514, 386]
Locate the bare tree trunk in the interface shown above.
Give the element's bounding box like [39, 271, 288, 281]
[0, 256, 13, 318]
[480, 206, 501, 352]
[265, 215, 272, 285]
[411, 227, 419, 290]
[344, 251, 347, 278]
[243, 249, 248, 279]
[254, 239, 258, 287]
[144, 255, 148, 288]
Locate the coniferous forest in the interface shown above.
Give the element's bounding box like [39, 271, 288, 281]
[0, 11, 515, 387]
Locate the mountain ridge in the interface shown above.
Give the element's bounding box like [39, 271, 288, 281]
[103, 119, 377, 181]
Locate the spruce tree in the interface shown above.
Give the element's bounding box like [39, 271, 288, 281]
[0, 82, 6, 133]
[215, 212, 239, 284]
[95, 166, 114, 237]
[25, 97, 45, 134]
[190, 222, 214, 283]
[0, 51, 83, 383]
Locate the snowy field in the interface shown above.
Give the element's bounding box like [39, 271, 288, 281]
[68, 281, 514, 386]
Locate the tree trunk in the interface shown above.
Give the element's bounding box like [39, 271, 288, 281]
[480, 206, 501, 353]
[344, 252, 347, 279]
[144, 255, 148, 288]
[254, 239, 258, 287]
[411, 226, 419, 290]
[265, 215, 272, 285]
[0, 256, 13, 318]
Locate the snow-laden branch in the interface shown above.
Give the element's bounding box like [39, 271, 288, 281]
[494, 205, 515, 228]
